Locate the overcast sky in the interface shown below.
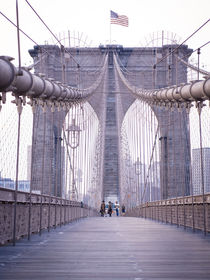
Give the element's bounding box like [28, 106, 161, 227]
[0, 0, 209, 68]
[0, 0, 209, 181]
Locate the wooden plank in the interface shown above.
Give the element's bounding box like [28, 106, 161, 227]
[0, 217, 210, 279]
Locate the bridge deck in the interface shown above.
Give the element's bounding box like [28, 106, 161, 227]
[0, 217, 210, 279]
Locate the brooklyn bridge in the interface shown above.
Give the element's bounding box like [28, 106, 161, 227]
[0, 3, 210, 279]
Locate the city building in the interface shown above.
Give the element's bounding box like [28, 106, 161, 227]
[0, 172, 30, 192]
[192, 147, 210, 194]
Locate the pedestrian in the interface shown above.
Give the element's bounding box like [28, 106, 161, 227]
[121, 204, 125, 216]
[115, 201, 119, 216]
[100, 200, 106, 217]
[108, 201, 112, 217]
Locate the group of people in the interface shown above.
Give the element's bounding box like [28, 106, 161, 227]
[100, 200, 125, 217]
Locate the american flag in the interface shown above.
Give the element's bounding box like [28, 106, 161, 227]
[110, 10, 129, 27]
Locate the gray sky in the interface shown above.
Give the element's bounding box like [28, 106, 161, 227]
[0, 0, 210, 68]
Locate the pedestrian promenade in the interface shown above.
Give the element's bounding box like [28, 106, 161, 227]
[0, 217, 210, 279]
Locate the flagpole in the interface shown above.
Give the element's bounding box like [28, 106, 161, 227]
[109, 10, 111, 44]
[110, 23, 111, 44]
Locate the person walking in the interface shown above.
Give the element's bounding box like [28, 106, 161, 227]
[115, 201, 120, 216]
[108, 201, 112, 217]
[121, 204, 126, 216]
[100, 200, 106, 217]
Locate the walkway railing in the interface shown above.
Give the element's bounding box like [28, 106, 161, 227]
[125, 194, 210, 234]
[0, 187, 98, 245]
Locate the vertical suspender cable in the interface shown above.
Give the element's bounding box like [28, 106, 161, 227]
[39, 104, 47, 236]
[148, 106, 152, 218]
[63, 111, 67, 224]
[168, 108, 173, 224]
[145, 105, 149, 203]
[13, 98, 23, 246]
[148, 105, 152, 204]
[48, 106, 54, 231]
[141, 103, 145, 204]
[154, 110, 159, 219]
[131, 108, 135, 207]
[59, 108, 62, 226]
[179, 108, 186, 229]
[60, 50, 65, 224]
[16, 0, 22, 74]
[151, 108, 155, 219]
[166, 108, 170, 223]
[197, 102, 206, 235]
[77, 106, 80, 201]
[175, 50, 178, 85]
[135, 105, 139, 208]
[197, 48, 200, 81]
[66, 109, 71, 221]
[65, 111, 69, 200]
[84, 114, 88, 203]
[174, 110, 179, 228]
[81, 114, 85, 203]
[142, 103, 146, 216]
[87, 114, 91, 206]
[138, 108, 143, 210]
[160, 108, 164, 223]
[28, 102, 36, 240]
[187, 106, 195, 231]
[53, 109, 58, 228]
[171, 109, 176, 226]
[140, 104, 143, 205]
[13, 0, 23, 246]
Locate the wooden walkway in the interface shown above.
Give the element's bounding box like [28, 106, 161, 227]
[0, 217, 210, 279]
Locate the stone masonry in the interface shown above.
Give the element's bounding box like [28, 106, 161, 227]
[29, 44, 192, 201]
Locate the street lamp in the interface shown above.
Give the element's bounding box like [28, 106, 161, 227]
[66, 118, 81, 149]
[135, 157, 142, 205]
[66, 118, 81, 200]
[125, 153, 132, 208]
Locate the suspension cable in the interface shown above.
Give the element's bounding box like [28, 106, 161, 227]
[25, 0, 80, 68]
[16, 0, 21, 73]
[0, 10, 65, 67]
[178, 41, 210, 62]
[154, 19, 210, 67]
[141, 124, 159, 202]
[176, 48, 210, 76]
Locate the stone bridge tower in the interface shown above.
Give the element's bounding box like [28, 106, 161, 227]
[29, 44, 192, 201]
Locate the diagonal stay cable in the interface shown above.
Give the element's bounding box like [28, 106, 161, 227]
[177, 54, 210, 76]
[25, 0, 80, 68]
[154, 18, 210, 67]
[141, 124, 159, 203]
[179, 40, 210, 61]
[0, 10, 63, 67]
[62, 126, 73, 172]
[176, 41, 210, 76]
[0, 10, 38, 50]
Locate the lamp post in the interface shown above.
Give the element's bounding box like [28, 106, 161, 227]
[135, 157, 142, 205]
[125, 153, 132, 209]
[66, 118, 81, 201]
[129, 176, 135, 209]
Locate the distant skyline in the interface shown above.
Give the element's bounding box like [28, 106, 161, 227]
[0, 0, 209, 68]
